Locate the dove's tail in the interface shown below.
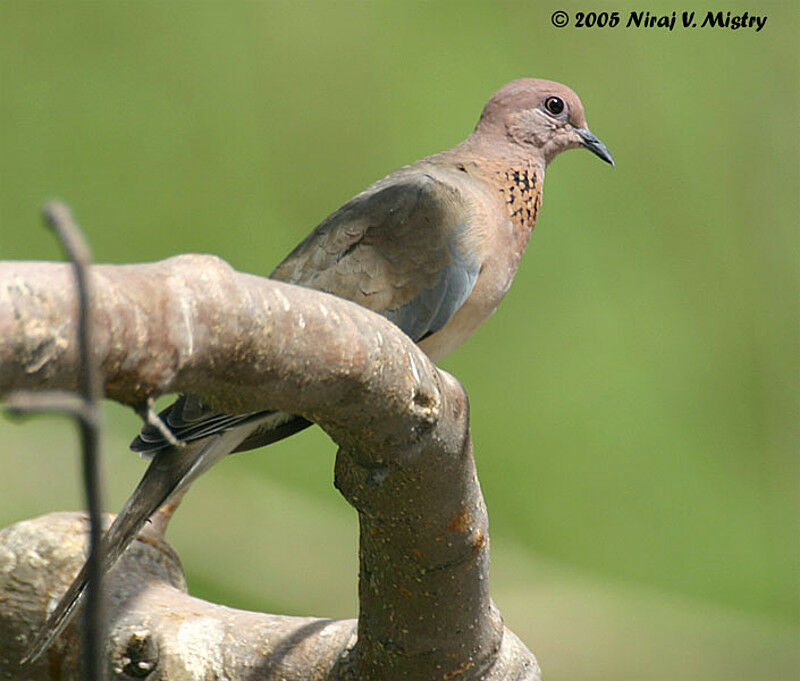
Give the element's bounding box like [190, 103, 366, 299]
[21, 421, 259, 665]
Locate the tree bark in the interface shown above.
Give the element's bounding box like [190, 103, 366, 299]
[0, 255, 540, 680]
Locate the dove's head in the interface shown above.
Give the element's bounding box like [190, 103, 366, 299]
[473, 78, 614, 167]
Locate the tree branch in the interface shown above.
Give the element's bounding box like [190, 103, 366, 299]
[0, 255, 540, 680]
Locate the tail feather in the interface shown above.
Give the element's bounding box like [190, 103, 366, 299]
[21, 421, 261, 665]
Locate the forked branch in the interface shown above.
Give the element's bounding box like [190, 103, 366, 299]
[0, 225, 540, 679]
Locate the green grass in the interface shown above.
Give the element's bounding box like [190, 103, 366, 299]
[1, 2, 798, 679]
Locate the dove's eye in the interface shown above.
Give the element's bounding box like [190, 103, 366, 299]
[544, 96, 565, 116]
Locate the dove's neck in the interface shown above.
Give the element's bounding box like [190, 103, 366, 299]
[438, 143, 545, 248]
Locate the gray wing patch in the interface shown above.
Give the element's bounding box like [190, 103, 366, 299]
[384, 230, 479, 342]
[131, 174, 480, 457]
[270, 172, 480, 335]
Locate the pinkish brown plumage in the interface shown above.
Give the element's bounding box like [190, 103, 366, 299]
[23, 79, 613, 664]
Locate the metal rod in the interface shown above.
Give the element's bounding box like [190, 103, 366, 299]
[42, 200, 105, 681]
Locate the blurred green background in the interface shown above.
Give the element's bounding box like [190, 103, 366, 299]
[1, 2, 797, 679]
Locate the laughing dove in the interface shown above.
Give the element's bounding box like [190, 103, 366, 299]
[24, 78, 613, 662]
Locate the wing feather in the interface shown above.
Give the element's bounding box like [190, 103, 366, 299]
[271, 171, 480, 341]
[132, 171, 480, 456]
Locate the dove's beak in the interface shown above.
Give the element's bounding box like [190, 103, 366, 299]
[574, 127, 615, 166]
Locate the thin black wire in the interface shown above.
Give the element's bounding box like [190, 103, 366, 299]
[43, 201, 105, 681]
